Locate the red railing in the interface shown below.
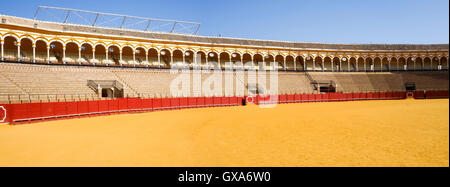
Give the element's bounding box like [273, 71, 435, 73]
[0, 90, 448, 125]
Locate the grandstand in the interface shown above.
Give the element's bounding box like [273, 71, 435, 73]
[0, 8, 449, 124]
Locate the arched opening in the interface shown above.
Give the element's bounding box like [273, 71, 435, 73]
[207, 52, 219, 69]
[407, 57, 415, 71]
[106, 45, 119, 66]
[220, 52, 230, 70]
[314, 57, 323, 71]
[19, 37, 33, 62]
[304, 56, 313, 71]
[94, 44, 106, 65]
[415, 57, 424, 71]
[184, 50, 195, 69]
[49, 41, 64, 64]
[65, 42, 79, 64]
[357, 58, 365, 71]
[398, 57, 407, 71]
[265, 55, 275, 70]
[423, 57, 432, 71]
[285, 55, 295, 71]
[80, 43, 93, 65]
[243, 53, 253, 70]
[275, 55, 285, 71]
[341, 57, 350, 72]
[148, 48, 159, 67]
[297, 56, 305, 71]
[253, 54, 263, 71]
[373, 57, 382, 71]
[160, 49, 171, 68]
[390, 58, 398, 71]
[3, 36, 19, 61]
[440, 57, 448, 70]
[366, 58, 374, 71]
[349, 57, 357, 71]
[135, 47, 147, 66]
[381, 57, 390, 71]
[323, 57, 332, 71]
[122, 46, 134, 66]
[195, 51, 207, 69]
[333, 57, 341, 72]
[172, 49, 184, 68]
[35, 40, 47, 63]
[230, 53, 242, 70]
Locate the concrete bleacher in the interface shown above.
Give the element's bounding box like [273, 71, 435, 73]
[0, 62, 448, 104]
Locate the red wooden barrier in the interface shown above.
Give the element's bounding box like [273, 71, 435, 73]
[88, 101, 99, 114]
[180, 98, 188, 108]
[171, 98, 180, 109]
[287, 95, 295, 103]
[118, 98, 127, 111]
[188, 97, 197, 108]
[162, 98, 171, 109]
[197, 97, 205, 107]
[204, 97, 213, 106]
[98, 100, 109, 112]
[54, 102, 68, 116]
[27, 103, 41, 119]
[153, 98, 162, 110]
[11, 103, 28, 121]
[108, 99, 119, 111]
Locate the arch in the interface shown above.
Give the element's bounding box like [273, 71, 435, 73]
[296, 56, 305, 71]
[285, 55, 295, 71]
[3, 35, 19, 61]
[349, 57, 357, 71]
[415, 57, 424, 71]
[265, 54, 275, 70]
[135, 47, 147, 66]
[439, 57, 448, 70]
[35, 40, 47, 63]
[148, 48, 159, 67]
[314, 56, 323, 71]
[49, 41, 64, 64]
[398, 57, 407, 71]
[184, 50, 195, 67]
[275, 55, 285, 71]
[65, 42, 79, 64]
[366, 58, 374, 71]
[373, 57, 382, 71]
[172, 49, 184, 68]
[381, 57, 390, 71]
[304, 56, 314, 71]
[323, 57, 332, 71]
[423, 57, 432, 70]
[341, 56, 350, 72]
[243, 53, 253, 70]
[230, 52, 242, 70]
[122, 46, 134, 66]
[80, 43, 93, 64]
[332, 57, 341, 72]
[207, 51, 219, 69]
[357, 57, 365, 71]
[19, 37, 34, 62]
[219, 52, 231, 70]
[253, 54, 264, 71]
[390, 58, 398, 71]
[406, 57, 415, 71]
[107, 45, 120, 65]
[94, 44, 106, 65]
[196, 51, 207, 68]
[160, 49, 172, 68]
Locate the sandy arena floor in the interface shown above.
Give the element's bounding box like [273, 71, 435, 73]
[0, 99, 448, 167]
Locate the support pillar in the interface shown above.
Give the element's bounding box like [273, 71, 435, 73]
[133, 51, 136, 67]
[283, 57, 286, 71]
[0, 41, 4, 61]
[92, 49, 96, 64]
[158, 53, 161, 68]
[63, 46, 66, 64]
[32, 44, 36, 63]
[47, 47, 50, 63]
[78, 47, 82, 64]
[17, 43, 21, 62]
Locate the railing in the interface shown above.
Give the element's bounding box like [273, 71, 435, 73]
[0, 93, 100, 104]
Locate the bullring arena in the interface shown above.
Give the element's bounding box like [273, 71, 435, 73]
[0, 7, 449, 167]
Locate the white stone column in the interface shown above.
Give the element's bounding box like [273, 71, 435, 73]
[331, 58, 335, 72]
[339, 59, 342, 72]
[364, 59, 367, 71]
[32, 44, 36, 63]
[170, 54, 173, 68]
[133, 51, 136, 66]
[183, 53, 186, 69]
[145, 51, 149, 66]
[312, 59, 316, 71]
[158, 53, 161, 68]
[17, 42, 21, 62]
[47, 47, 50, 63]
[105, 49, 109, 65]
[293, 58, 296, 71]
[1, 41, 4, 61]
[78, 47, 82, 64]
[62, 46, 66, 64]
[92, 49, 96, 64]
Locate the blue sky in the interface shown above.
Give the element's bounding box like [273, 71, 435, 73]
[1, 0, 448, 44]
